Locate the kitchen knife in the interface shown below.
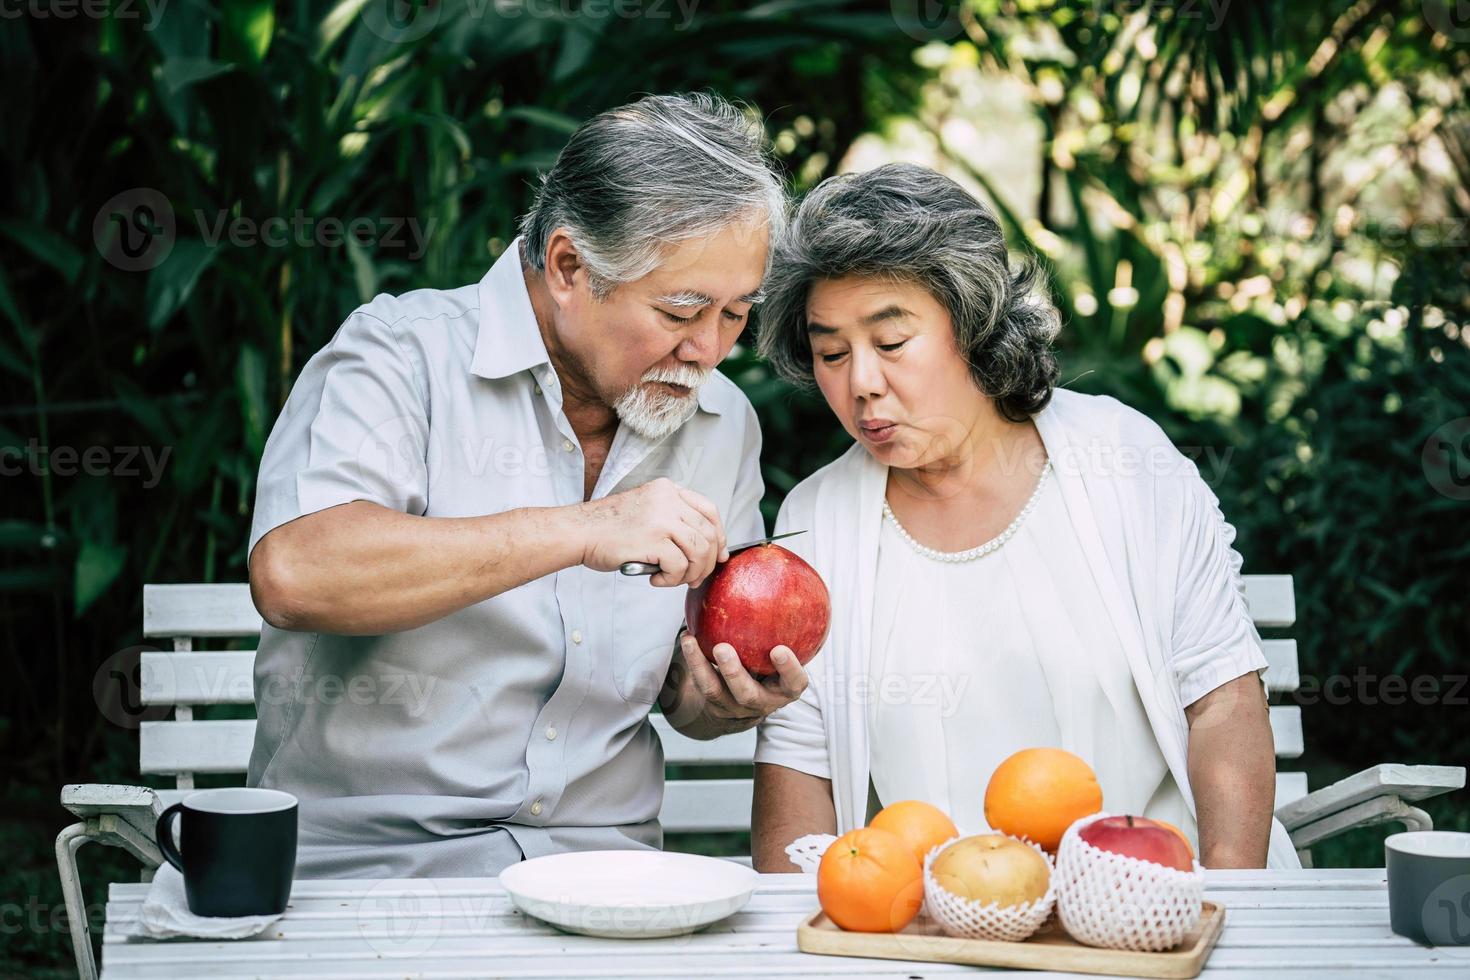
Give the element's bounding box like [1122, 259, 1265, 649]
[618, 529, 807, 576]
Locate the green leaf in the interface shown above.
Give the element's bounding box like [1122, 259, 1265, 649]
[74, 539, 127, 615]
[0, 520, 50, 549]
[319, 0, 371, 55]
[157, 57, 237, 95]
[146, 239, 217, 331]
[0, 264, 34, 357]
[503, 106, 581, 136]
[146, 0, 210, 61]
[0, 336, 28, 379]
[344, 234, 377, 304]
[400, 110, 473, 163]
[113, 378, 177, 443]
[0, 564, 63, 593]
[236, 344, 268, 459]
[1161, 327, 1215, 380]
[552, 13, 610, 83]
[221, 0, 276, 65]
[0, 219, 84, 284]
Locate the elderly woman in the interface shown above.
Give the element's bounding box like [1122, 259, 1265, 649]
[748, 164, 1299, 871]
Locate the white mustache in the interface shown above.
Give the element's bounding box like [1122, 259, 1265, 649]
[641, 363, 709, 390]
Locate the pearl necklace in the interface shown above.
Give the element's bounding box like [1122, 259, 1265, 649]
[882, 459, 1053, 563]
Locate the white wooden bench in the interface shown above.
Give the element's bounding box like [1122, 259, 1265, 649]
[56, 576, 1464, 979]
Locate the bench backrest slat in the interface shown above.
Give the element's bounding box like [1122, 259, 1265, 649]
[135, 575, 1307, 829]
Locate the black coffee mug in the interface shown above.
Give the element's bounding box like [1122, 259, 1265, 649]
[1386, 830, 1470, 946]
[156, 787, 298, 917]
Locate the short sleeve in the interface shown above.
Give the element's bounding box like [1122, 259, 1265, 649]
[753, 487, 831, 778]
[247, 311, 429, 563]
[756, 682, 831, 779]
[1170, 476, 1271, 707]
[725, 401, 768, 546]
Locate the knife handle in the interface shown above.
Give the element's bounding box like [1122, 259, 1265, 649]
[619, 561, 659, 576]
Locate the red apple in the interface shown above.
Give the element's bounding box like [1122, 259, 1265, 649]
[1077, 815, 1194, 871]
[684, 543, 831, 676]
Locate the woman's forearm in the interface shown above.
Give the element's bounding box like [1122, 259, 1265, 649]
[753, 762, 837, 872]
[1184, 673, 1276, 868]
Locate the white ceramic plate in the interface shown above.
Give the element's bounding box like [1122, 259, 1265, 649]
[498, 850, 758, 939]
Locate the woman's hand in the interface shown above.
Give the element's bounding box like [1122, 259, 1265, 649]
[1185, 672, 1276, 868]
[658, 631, 809, 739]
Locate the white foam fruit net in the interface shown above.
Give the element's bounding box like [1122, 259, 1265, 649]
[1053, 812, 1205, 952]
[921, 835, 1057, 942]
[785, 833, 838, 875]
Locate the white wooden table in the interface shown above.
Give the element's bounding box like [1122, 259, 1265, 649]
[100, 868, 1469, 978]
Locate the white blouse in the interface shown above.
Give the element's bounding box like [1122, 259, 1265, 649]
[753, 390, 1298, 866]
[866, 467, 1196, 845]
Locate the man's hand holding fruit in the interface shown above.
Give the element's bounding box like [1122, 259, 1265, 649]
[659, 534, 832, 739]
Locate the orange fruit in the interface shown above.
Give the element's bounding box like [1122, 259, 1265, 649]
[817, 827, 925, 933]
[869, 800, 959, 866]
[1154, 818, 1195, 859]
[983, 747, 1103, 852]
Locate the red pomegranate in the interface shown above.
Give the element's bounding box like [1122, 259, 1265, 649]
[684, 544, 831, 676]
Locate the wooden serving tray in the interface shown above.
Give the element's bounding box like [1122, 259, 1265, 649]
[797, 901, 1225, 979]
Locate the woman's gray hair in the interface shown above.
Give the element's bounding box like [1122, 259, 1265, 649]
[519, 93, 786, 297]
[757, 163, 1060, 422]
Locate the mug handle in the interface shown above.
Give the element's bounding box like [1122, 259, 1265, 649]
[155, 803, 187, 874]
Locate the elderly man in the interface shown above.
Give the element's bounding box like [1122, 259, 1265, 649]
[245, 93, 807, 878]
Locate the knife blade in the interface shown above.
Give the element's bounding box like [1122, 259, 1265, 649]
[618, 529, 807, 576]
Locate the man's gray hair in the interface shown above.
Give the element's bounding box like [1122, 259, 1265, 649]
[756, 163, 1060, 422]
[519, 93, 786, 296]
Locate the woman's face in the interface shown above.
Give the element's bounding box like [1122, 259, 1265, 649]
[806, 275, 990, 470]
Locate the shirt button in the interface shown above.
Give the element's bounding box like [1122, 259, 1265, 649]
[533, 383, 542, 395]
[561, 438, 574, 452]
[545, 726, 557, 741]
[530, 799, 544, 816]
[571, 630, 583, 644]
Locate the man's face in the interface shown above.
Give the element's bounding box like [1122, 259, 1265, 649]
[552, 220, 769, 439]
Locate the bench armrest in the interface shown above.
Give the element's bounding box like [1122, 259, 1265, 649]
[1275, 764, 1465, 851]
[60, 783, 166, 868]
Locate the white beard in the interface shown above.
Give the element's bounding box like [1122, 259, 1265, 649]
[613, 362, 710, 441]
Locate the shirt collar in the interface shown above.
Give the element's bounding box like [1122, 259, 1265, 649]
[471, 236, 723, 416]
[471, 238, 551, 381]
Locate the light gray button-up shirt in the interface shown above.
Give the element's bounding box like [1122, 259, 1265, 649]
[245, 239, 765, 878]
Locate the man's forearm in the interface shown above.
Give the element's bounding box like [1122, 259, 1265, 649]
[250, 500, 587, 634]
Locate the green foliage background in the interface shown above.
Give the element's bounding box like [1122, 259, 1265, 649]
[1, 1, 1467, 973]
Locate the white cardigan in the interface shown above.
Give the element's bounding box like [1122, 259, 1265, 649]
[754, 389, 1302, 868]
